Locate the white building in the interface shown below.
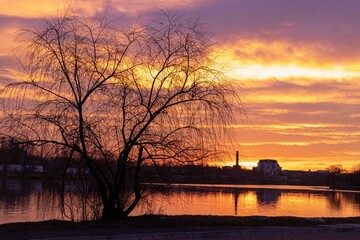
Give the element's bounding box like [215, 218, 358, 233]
[256, 159, 282, 175]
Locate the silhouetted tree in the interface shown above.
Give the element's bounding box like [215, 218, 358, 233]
[352, 165, 360, 174]
[327, 165, 345, 188]
[0, 138, 29, 174]
[342, 165, 360, 188]
[1, 11, 242, 219]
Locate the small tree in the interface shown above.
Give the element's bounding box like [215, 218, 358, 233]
[327, 165, 345, 188]
[0, 138, 29, 175]
[1, 11, 242, 219]
[352, 165, 360, 174]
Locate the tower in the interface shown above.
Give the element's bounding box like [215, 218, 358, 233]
[233, 151, 241, 169]
[236, 151, 239, 167]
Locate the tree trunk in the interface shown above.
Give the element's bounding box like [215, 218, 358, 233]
[102, 200, 128, 219]
[101, 147, 143, 219]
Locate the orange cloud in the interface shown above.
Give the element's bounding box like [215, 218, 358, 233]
[215, 37, 360, 81]
[0, 0, 104, 18]
[0, 27, 20, 54]
[0, 0, 208, 18]
[113, 0, 210, 14]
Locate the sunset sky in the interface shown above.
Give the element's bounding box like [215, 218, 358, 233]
[1, 0, 360, 171]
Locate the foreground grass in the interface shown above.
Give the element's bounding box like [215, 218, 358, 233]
[1, 215, 360, 234]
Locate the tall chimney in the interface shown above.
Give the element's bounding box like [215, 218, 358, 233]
[236, 151, 239, 167]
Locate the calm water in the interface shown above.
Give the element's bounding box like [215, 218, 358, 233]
[1, 180, 360, 224]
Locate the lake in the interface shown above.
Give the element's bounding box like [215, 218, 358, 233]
[1, 179, 360, 224]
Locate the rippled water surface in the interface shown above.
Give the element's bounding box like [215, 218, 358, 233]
[1, 180, 360, 224]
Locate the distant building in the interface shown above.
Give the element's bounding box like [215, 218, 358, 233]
[0, 164, 44, 173]
[256, 159, 282, 175]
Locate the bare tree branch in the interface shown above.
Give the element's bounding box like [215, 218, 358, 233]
[0, 11, 244, 219]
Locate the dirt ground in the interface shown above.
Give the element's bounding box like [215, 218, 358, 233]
[1, 216, 360, 240]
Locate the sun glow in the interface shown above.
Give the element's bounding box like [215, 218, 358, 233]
[239, 162, 258, 170]
[214, 37, 360, 81]
[227, 63, 360, 80]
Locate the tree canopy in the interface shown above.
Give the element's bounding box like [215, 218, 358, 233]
[1, 11, 243, 219]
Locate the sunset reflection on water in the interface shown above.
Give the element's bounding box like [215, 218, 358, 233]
[133, 185, 360, 218]
[1, 180, 360, 224]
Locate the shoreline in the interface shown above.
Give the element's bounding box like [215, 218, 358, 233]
[1, 215, 360, 240]
[2, 215, 360, 230]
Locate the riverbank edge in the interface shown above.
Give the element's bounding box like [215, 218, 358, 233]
[1, 215, 360, 234]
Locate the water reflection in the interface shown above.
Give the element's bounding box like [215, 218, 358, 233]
[234, 190, 280, 215]
[256, 189, 281, 205]
[1, 180, 360, 224]
[136, 185, 360, 217]
[0, 179, 62, 224]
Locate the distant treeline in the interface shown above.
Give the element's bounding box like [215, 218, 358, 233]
[1, 141, 360, 189]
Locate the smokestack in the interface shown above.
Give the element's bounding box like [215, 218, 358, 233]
[236, 151, 239, 167]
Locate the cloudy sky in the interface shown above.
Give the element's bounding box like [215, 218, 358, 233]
[1, 0, 360, 170]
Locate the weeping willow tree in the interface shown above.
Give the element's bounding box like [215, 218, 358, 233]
[1, 11, 243, 219]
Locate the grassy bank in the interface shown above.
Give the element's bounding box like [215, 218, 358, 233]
[1, 215, 360, 234]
